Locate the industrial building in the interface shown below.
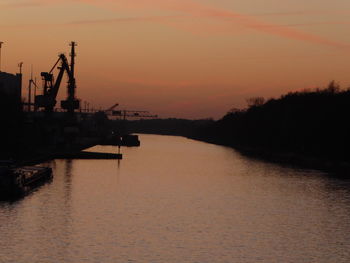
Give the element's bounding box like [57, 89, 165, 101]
[0, 71, 22, 102]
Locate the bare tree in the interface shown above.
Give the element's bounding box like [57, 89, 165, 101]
[246, 97, 265, 108]
[324, 80, 340, 93]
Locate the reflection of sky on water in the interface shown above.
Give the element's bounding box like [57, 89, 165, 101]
[0, 134, 349, 262]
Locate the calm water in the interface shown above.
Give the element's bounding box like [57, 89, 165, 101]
[1, 134, 350, 263]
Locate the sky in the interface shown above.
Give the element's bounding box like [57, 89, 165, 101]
[1, 0, 350, 119]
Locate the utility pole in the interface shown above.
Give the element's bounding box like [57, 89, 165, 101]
[18, 62, 23, 74]
[28, 65, 33, 112]
[18, 62, 23, 104]
[34, 77, 37, 112]
[0, 41, 4, 72]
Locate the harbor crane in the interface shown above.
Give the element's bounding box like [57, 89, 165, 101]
[35, 42, 80, 113]
[103, 103, 157, 120]
[112, 110, 157, 120]
[105, 103, 119, 115]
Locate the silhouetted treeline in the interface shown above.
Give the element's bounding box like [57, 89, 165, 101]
[195, 82, 350, 164]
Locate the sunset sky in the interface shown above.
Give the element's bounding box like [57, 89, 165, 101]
[1, 0, 350, 119]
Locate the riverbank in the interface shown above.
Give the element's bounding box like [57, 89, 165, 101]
[128, 84, 350, 178]
[129, 130, 350, 177]
[187, 135, 350, 178]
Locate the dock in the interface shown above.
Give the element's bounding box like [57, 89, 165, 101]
[55, 151, 122, 159]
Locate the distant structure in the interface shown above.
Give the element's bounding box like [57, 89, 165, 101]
[0, 71, 22, 103]
[0, 41, 3, 72]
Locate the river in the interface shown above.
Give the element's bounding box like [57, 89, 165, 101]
[1, 134, 350, 262]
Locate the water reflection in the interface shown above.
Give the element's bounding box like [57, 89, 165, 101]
[63, 159, 73, 204]
[0, 134, 350, 263]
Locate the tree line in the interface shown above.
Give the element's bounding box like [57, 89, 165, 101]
[194, 81, 350, 162]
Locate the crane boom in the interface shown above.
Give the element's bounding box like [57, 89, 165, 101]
[51, 54, 69, 101]
[106, 103, 119, 111]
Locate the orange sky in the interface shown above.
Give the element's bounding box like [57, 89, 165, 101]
[1, 0, 350, 119]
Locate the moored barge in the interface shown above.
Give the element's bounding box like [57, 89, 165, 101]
[0, 165, 52, 199]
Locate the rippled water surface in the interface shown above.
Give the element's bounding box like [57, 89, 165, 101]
[1, 134, 350, 262]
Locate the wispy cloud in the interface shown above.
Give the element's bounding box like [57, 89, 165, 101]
[67, 15, 185, 26]
[0, 15, 186, 30]
[71, 0, 349, 49]
[255, 21, 350, 28]
[253, 10, 350, 17]
[3, 0, 350, 49]
[0, 1, 42, 8]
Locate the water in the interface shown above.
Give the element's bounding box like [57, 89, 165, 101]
[1, 134, 350, 263]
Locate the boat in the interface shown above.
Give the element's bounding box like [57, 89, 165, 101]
[0, 165, 52, 199]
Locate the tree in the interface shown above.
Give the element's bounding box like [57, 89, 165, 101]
[324, 80, 340, 93]
[246, 97, 265, 108]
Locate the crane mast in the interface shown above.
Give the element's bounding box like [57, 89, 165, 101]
[61, 41, 79, 113]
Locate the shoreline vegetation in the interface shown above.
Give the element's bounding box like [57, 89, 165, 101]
[128, 82, 350, 177]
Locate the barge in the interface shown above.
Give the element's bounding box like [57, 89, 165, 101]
[0, 165, 52, 199]
[55, 151, 122, 159]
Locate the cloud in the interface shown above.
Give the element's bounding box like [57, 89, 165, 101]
[67, 15, 184, 26]
[3, 0, 350, 49]
[253, 10, 350, 17]
[2, 12, 349, 34]
[0, 15, 191, 32]
[273, 21, 350, 27]
[72, 0, 349, 49]
[0, 1, 42, 8]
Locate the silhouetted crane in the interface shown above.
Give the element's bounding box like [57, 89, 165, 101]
[115, 110, 157, 120]
[35, 42, 80, 113]
[105, 102, 119, 113]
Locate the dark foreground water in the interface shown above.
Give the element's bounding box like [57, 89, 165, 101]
[1, 134, 350, 263]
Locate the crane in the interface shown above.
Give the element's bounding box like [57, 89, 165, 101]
[105, 103, 119, 112]
[103, 103, 157, 119]
[35, 42, 80, 113]
[112, 110, 157, 120]
[106, 103, 119, 111]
